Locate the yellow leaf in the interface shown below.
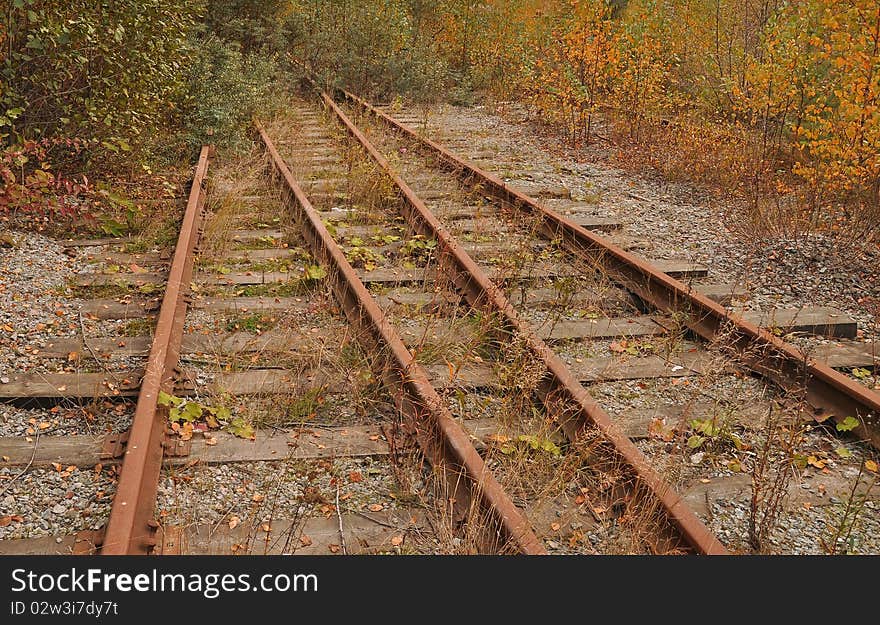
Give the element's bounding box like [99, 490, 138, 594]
[807, 455, 825, 469]
[866, 460, 878, 473]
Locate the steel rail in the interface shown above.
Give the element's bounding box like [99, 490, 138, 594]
[320, 93, 727, 555]
[341, 89, 880, 450]
[255, 120, 545, 555]
[101, 146, 212, 555]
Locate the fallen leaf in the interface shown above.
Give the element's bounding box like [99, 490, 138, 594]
[328, 544, 340, 553]
[369, 435, 379, 441]
[252, 493, 265, 503]
[228, 516, 240, 530]
[391, 535, 403, 546]
[0, 516, 12, 527]
[609, 341, 626, 353]
[94, 463, 103, 475]
[340, 493, 351, 501]
[550, 522, 561, 531]
[51, 462, 62, 472]
[205, 437, 218, 446]
[348, 471, 363, 483]
[866, 460, 878, 473]
[261, 523, 271, 533]
[67, 351, 79, 362]
[368, 503, 384, 512]
[38, 422, 50, 430]
[300, 535, 313, 547]
[1, 456, 9, 462]
[575, 494, 586, 505]
[807, 455, 825, 469]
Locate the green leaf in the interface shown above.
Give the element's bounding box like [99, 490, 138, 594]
[834, 446, 852, 459]
[852, 368, 871, 379]
[687, 435, 705, 449]
[214, 406, 231, 421]
[181, 401, 203, 422]
[836, 416, 860, 432]
[516, 435, 561, 457]
[226, 417, 254, 440]
[157, 390, 179, 406]
[304, 264, 327, 280]
[691, 419, 719, 437]
[99, 218, 126, 237]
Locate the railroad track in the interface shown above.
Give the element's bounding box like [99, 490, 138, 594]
[0, 144, 537, 555]
[0, 84, 877, 555]
[265, 87, 878, 552]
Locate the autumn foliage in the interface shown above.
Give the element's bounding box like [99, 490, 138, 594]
[417, 0, 880, 235]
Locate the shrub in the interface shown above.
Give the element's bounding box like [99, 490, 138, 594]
[178, 37, 279, 153]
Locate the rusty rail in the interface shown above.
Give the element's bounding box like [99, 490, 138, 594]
[101, 146, 212, 555]
[320, 93, 727, 554]
[254, 121, 545, 555]
[341, 89, 880, 450]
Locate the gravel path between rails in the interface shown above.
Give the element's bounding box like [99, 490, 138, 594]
[0, 464, 116, 539]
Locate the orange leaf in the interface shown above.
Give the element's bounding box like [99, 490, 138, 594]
[348, 471, 363, 483]
[368, 503, 384, 512]
[300, 535, 313, 547]
[865, 460, 878, 473]
[391, 535, 403, 546]
[328, 544, 340, 553]
[807, 455, 825, 469]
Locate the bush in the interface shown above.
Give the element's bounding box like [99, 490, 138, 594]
[178, 37, 279, 153]
[1, 0, 202, 154]
[0, 138, 93, 224]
